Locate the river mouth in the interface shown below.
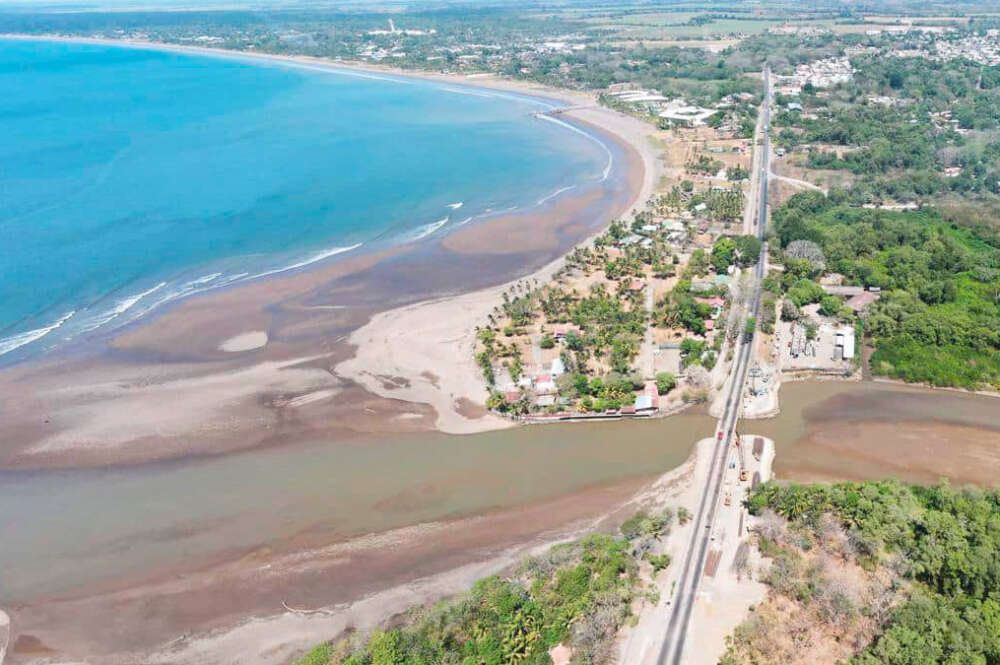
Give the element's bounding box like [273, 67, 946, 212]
[0, 415, 715, 605]
[4, 381, 1000, 661]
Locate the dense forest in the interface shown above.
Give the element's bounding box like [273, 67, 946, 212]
[773, 190, 1000, 389]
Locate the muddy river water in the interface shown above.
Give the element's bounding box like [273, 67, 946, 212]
[2, 380, 998, 625]
[752, 380, 1000, 485]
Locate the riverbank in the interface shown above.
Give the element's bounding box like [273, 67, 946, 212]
[2, 420, 710, 663]
[0, 35, 658, 468]
[5, 378, 1000, 663]
[748, 380, 1000, 486]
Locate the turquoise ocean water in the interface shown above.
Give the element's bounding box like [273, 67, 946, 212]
[0, 39, 610, 361]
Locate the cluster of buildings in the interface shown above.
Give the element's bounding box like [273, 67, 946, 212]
[932, 34, 1000, 66]
[354, 21, 589, 67]
[781, 317, 856, 371]
[357, 44, 407, 61]
[878, 30, 1000, 65]
[606, 87, 717, 127]
[492, 201, 741, 419]
[865, 24, 951, 37]
[775, 56, 854, 93]
[605, 85, 749, 129]
[366, 19, 436, 36]
[496, 325, 665, 420]
[769, 24, 830, 37]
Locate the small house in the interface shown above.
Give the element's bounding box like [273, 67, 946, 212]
[634, 394, 655, 412]
[535, 374, 557, 395]
[643, 381, 660, 409]
[691, 279, 714, 292]
[834, 330, 855, 360]
[536, 395, 556, 407]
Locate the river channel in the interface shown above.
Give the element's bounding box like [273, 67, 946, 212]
[2, 380, 998, 609]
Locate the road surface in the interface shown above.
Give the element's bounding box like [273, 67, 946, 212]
[655, 65, 772, 665]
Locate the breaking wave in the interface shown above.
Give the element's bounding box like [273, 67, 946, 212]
[0, 310, 76, 357]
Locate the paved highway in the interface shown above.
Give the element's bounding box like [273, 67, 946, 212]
[655, 65, 771, 665]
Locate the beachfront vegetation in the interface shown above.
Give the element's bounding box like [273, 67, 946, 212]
[723, 480, 1000, 665]
[293, 507, 676, 665]
[772, 190, 1000, 390]
[478, 172, 748, 417]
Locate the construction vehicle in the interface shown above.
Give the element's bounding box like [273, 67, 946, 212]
[735, 430, 748, 482]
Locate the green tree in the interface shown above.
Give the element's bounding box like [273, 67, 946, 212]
[711, 237, 737, 273]
[655, 372, 677, 394]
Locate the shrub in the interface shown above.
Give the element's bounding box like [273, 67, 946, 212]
[655, 372, 677, 394]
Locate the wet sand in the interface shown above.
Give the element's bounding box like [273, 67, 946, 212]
[5, 35, 1000, 665]
[2, 416, 714, 661]
[0, 73, 649, 469]
[0, 36, 666, 665]
[9, 481, 648, 659]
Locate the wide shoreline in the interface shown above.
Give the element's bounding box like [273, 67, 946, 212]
[0, 34, 664, 663]
[5, 33, 1000, 665]
[0, 33, 659, 469]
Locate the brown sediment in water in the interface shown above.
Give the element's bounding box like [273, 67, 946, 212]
[751, 380, 1000, 486]
[0, 40, 665, 664]
[442, 181, 607, 255]
[775, 420, 1000, 486]
[6, 473, 656, 660]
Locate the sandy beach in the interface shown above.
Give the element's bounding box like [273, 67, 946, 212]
[0, 34, 666, 664]
[0, 34, 659, 468]
[7, 33, 1000, 665]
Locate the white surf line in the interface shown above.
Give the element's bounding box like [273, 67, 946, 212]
[410, 217, 449, 241]
[535, 113, 614, 182]
[434, 84, 560, 111]
[78, 281, 168, 333]
[447, 202, 464, 210]
[248, 243, 364, 280]
[184, 272, 223, 287]
[126, 243, 363, 326]
[216, 272, 249, 285]
[537, 185, 576, 206]
[436, 85, 496, 99]
[275, 60, 415, 85]
[0, 310, 76, 356]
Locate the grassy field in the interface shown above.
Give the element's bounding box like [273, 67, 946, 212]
[589, 16, 836, 41]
